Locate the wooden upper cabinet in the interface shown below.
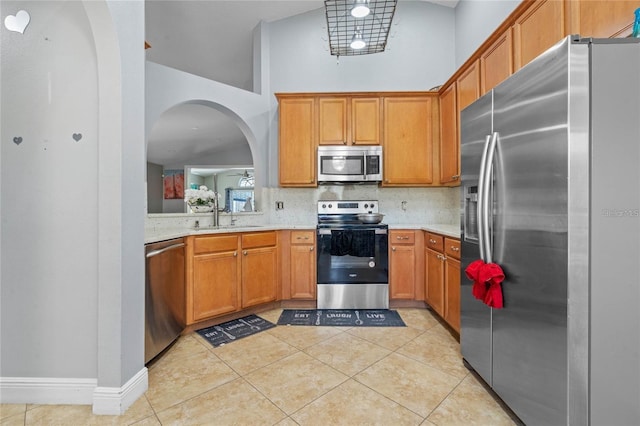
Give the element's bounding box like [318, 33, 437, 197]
[439, 83, 459, 185]
[513, 0, 567, 71]
[382, 95, 437, 186]
[318, 97, 348, 145]
[351, 97, 380, 145]
[569, 0, 639, 38]
[277, 96, 316, 187]
[457, 59, 481, 113]
[480, 28, 514, 95]
[318, 96, 380, 145]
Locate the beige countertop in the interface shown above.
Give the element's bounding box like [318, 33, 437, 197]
[145, 223, 459, 244]
[144, 224, 316, 244]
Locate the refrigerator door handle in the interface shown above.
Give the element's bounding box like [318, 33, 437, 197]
[477, 134, 492, 262]
[480, 131, 499, 264]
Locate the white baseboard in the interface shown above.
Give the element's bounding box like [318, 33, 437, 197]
[0, 376, 97, 405]
[0, 367, 148, 416]
[92, 367, 148, 415]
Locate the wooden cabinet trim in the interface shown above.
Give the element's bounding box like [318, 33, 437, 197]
[390, 230, 416, 245]
[425, 233, 444, 252]
[241, 231, 277, 249]
[290, 230, 315, 244]
[194, 234, 239, 255]
[444, 238, 461, 260]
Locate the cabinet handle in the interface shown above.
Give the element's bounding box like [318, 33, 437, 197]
[297, 236, 310, 240]
[309, 246, 314, 252]
[243, 250, 248, 256]
[429, 239, 437, 244]
[396, 236, 409, 240]
[392, 247, 396, 251]
[343, 141, 347, 145]
[451, 175, 460, 180]
[233, 251, 238, 257]
[451, 246, 460, 252]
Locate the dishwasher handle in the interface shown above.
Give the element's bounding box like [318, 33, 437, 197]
[146, 242, 185, 258]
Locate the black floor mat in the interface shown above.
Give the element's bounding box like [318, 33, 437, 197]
[197, 314, 276, 347]
[277, 309, 406, 327]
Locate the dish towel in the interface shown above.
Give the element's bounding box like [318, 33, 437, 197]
[465, 259, 505, 309]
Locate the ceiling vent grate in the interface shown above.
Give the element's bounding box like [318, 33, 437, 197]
[324, 0, 397, 57]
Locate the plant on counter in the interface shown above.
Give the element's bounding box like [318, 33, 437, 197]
[184, 185, 217, 207]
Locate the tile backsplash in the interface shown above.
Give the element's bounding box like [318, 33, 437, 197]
[145, 185, 460, 230]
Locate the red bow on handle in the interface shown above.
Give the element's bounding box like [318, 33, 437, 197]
[464, 259, 505, 309]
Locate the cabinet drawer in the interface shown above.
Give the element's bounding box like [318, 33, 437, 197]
[291, 230, 315, 244]
[444, 238, 461, 260]
[242, 231, 277, 249]
[425, 232, 444, 251]
[390, 231, 415, 245]
[194, 235, 239, 254]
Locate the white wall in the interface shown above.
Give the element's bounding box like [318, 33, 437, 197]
[1, 0, 99, 379]
[145, 62, 271, 208]
[1, 0, 146, 413]
[454, 0, 520, 67]
[268, 2, 456, 93]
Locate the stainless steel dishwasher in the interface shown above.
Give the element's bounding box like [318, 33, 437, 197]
[145, 238, 185, 364]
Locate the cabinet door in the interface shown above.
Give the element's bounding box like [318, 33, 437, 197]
[351, 97, 380, 145]
[382, 96, 435, 186]
[513, 0, 566, 71]
[290, 244, 316, 299]
[241, 246, 278, 308]
[480, 29, 513, 95]
[390, 245, 416, 299]
[457, 59, 481, 113]
[278, 97, 316, 186]
[425, 248, 445, 316]
[318, 97, 348, 145]
[192, 251, 240, 321]
[570, 0, 639, 38]
[444, 256, 461, 333]
[439, 84, 459, 185]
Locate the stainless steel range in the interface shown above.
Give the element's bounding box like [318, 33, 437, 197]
[316, 200, 389, 309]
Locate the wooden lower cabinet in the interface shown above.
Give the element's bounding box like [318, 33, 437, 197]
[241, 232, 278, 308]
[425, 232, 461, 332]
[186, 231, 278, 325]
[192, 250, 240, 321]
[444, 257, 461, 333]
[241, 246, 278, 308]
[425, 247, 445, 316]
[390, 230, 418, 299]
[289, 231, 316, 299]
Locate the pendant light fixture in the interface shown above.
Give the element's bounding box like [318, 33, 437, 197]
[350, 27, 366, 49]
[325, 0, 397, 57]
[350, 0, 370, 18]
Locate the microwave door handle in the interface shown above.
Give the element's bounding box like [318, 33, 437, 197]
[363, 153, 367, 181]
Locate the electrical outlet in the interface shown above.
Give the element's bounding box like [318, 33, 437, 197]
[401, 201, 407, 211]
[275, 201, 284, 210]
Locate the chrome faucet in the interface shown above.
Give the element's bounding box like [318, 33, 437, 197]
[212, 192, 219, 228]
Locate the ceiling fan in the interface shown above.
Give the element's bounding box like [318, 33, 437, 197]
[229, 169, 253, 178]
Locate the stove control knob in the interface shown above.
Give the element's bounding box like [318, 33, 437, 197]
[364, 203, 369, 208]
[328, 204, 333, 208]
[370, 203, 375, 208]
[321, 204, 327, 209]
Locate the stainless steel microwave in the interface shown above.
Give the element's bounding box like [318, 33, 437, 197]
[317, 145, 383, 184]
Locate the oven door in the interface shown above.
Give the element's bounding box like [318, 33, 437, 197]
[316, 227, 388, 284]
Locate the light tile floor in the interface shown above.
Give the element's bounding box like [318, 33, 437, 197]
[1, 308, 516, 425]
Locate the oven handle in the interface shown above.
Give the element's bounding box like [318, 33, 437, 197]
[317, 228, 388, 235]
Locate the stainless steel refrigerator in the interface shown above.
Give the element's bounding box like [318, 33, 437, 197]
[460, 36, 640, 426]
